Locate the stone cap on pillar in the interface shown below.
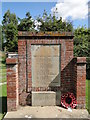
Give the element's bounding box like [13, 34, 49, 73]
[7, 52, 18, 58]
[6, 58, 18, 65]
[76, 57, 86, 64]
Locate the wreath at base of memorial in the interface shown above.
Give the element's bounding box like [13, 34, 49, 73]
[61, 92, 77, 109]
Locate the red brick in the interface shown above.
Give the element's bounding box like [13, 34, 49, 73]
[6, 58, 18, 64]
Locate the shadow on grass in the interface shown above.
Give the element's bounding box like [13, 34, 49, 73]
[1, 58, 6, 65]
[0, 97, 7, 114]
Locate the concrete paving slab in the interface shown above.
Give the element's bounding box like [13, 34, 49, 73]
[4, 106, 89, 119]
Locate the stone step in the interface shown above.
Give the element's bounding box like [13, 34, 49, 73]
[32, 91, 56, 106]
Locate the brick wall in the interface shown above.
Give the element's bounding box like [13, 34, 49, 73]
[6, 58, 18, 111]
[18, 37, 74, 106]
[76, 57, 86, 108]
[72, 57, 86, 108]
[6, 32, 86, 111]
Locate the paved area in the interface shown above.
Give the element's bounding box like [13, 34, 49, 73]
[4, 106, 89, 119]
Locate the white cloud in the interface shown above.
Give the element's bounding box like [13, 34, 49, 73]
[51, 0, 88, 20]
[34, 20, 42, 30]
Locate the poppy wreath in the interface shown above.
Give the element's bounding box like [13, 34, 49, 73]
[61, 92, 77, 109]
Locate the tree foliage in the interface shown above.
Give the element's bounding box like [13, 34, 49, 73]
[18, 12, 35, 31]
[74, 27, 90, 57]
[2, 10, 18, 52]
[73, 27, 90, 79]
[1, 9, 89, 59]
[36, 10, 73, 32]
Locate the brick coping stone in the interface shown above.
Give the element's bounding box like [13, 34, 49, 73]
[18, 31, 74, 37]
[6, 58, 18, 64]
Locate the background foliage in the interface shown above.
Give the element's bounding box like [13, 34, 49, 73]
[73, 27, 90, 79]
[18, 12, 35, 31]
[1, 10, 90, 79]
[2, 10, 18, 52]
[36, 10, 73, 32]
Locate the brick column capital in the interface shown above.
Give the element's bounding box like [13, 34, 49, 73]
[77, 57, 86, 64]
[6, 58, 18, 65]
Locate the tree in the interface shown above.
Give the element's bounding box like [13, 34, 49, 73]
[18, 12, 35, 31]
[2, 10, 18, 52]
[74, 27, 89, 57]
[36, 10, 73, 32]
[74, 27, 90, 79]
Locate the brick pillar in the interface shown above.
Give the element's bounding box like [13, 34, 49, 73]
[6, 58, 18, 111]
[76, 57, 86, 109]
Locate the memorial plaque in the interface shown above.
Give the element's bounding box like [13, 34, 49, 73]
[31, 45, 60, 87]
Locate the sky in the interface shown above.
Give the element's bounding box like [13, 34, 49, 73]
[1, 1, 89, 28]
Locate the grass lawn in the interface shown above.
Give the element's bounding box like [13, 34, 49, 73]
[0, 84, 7, 97]
[0, 114, 4, 120]
[0, 84, 7, 120]
[86, 79, 90, 114]
[0, 53, 6, 84]
[0, 52, 7, 120]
